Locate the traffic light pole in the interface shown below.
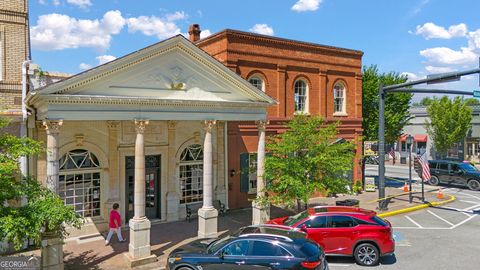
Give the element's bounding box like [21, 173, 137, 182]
[377, 64, 480, 210]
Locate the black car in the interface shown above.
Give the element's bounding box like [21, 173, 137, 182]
[167, 225, 329, 270]
[426, 160, 480, 191]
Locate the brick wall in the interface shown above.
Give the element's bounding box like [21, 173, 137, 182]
[0, 0, 29, 113]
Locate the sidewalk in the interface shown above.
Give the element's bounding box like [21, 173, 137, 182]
[20, 183, 453, 269]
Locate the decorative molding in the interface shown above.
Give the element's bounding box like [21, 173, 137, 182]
[203, 120, 217, 133]
[193, 132, 201, 144]
[256, 120, 268, 131]
[167, 120, 178, 130]
[42, 119, 63, 133]
[107, 120, 120, 130]
[134, 119, 149, 134]
[75, 134, 85, 146]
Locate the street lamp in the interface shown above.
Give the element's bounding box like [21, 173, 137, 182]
[406, 135, 414, 203]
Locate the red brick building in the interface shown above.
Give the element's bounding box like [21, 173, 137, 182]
[191, 25, 364, 209]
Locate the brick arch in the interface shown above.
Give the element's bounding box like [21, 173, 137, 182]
[246, 70, 270, 87]
[290, 75, 312, 90]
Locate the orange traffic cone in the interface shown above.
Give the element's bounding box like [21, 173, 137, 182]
[403, 182, 409, 192]
[437, 188, 444, 199]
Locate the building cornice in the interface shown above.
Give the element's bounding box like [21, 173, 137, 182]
[197, 29, 364, 58]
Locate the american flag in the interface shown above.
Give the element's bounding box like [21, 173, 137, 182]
[388, 148, 395, 159]
[417, 152, 431, 182]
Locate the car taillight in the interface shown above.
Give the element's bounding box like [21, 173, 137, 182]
[301, 261, 321, 269]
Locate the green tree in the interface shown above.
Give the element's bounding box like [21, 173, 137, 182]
[362, 65, 413, 144]
[0, 116, 82, 251]
[425, 96, 472, 158]
[259, 115, 354, 211]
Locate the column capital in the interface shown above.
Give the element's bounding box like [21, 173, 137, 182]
[319, 70, 328, 77]
[107, 120, 121, 130]
[203, 120, 217, 132]
[167, 120, 178, 130]
[256, 120, 268, 132]
[42, 119, 63, 134]
[134, 119, 149, 134]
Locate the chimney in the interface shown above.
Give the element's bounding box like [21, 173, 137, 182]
[188, 24, 201, 42]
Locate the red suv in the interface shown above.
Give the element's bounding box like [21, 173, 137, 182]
[267, 206, 395, 266]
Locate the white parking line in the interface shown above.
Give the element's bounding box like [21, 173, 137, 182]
[427, 210, 454, 226]
[405, 216, 423, 228]
[459, 200, 480, 204]
[451, 215, 477, 229]
[328, 263, 351, 267]
[463, 204, 480, 212]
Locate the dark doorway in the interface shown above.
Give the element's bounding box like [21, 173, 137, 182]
[125, 155, 161, 222]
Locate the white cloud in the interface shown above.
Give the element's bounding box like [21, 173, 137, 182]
[414, 22, 467, 39]
[467, 29, 480, 52]
[31, 10, 126, 51]
[291, 0, 322, 12]
[249, 24, 274, 36]
[52, 0, 60, 6]
[200, 29, 212, 39]
[420, 47, 477, 66]
[67, 0, 92, 9]
[96, 55, 116, 65]
[79, 63, 92, 70]
[425, 66, 455, 74]
[127, 11, 187, 40]
[401, 72, 422, 81]
[409, 0, 430, 16]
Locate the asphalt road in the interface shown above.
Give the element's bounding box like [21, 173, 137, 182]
[327, 187, 480, 270]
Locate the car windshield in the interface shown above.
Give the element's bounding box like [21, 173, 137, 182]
[284, 211, 309, 226]
[207, 236, 232, 254]
[459, 163, 478, 172]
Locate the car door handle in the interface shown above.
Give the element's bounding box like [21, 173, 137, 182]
[235, 261, 245, 265]
[353, 231, 360, 234]
[270, 262, 280, 266]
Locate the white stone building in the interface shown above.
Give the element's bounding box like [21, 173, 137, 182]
[26, 36, 275, 264]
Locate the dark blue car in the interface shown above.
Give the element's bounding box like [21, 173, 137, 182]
[167, 225, 329, 270]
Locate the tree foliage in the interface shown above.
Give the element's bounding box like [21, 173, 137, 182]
[0, 117, 82, 251]
[362, 65, 413, 144]
[259, 115, 355, 210]
[414, 96, 479, 107]
[425, 96, 472, 157]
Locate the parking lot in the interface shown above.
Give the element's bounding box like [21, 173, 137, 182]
[328, 188, 480, 270]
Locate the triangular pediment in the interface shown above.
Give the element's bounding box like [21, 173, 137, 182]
[33, 35, 275, 105]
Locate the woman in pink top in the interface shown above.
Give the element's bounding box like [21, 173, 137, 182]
[105, 203, 125, 245]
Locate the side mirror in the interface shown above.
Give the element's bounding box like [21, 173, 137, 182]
[218, 250, 224, 259]
[300, 224, 308, 233]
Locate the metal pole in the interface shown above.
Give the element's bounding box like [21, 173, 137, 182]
[378, 84, 386, 209]
[421, 173, 425, 202]
[409, 145, 412, 203]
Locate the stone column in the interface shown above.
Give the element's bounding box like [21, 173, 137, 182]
[42, 120, 63, 192]
[198, 120, 218, 238]
[105, 121, 120, 221]
[252, 120, 270, 225]
[166, 121, 180, 221]
[126, 119, 157, 267]
[41, 120, 63, 270]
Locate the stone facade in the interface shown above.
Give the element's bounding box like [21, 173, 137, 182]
[0, 0, 29, 115]
[195, 27, 364, 209]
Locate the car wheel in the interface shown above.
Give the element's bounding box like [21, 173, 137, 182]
[429, 175, 439, 186]
[467, 179, 480, 191]
[354, 243, 380, 266]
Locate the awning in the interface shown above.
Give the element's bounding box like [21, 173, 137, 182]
[400, 134, 428, 142]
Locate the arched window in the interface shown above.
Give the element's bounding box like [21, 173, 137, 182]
[334, 82, 346, 114]
[294, 80, 308, 113]
[58, 149, 102, 217]
[248, 76, 265, 92]
[179, 144, 204, 204]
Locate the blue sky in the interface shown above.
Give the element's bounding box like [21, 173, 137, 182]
[30, 0, 480, 100]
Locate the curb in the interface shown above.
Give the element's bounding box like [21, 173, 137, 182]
[378, 194, 456, 218]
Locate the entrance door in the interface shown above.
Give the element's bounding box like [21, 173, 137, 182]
[126, 155, 161, 222]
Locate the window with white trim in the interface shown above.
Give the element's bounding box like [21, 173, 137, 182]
[248, 76, 265, 92]
[58, 149, 102, 217]
[334, 83, 346, 114]
[248, 153, 257, 194]
[294, 80, 308, 113]
[179, 144, 204, 204]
